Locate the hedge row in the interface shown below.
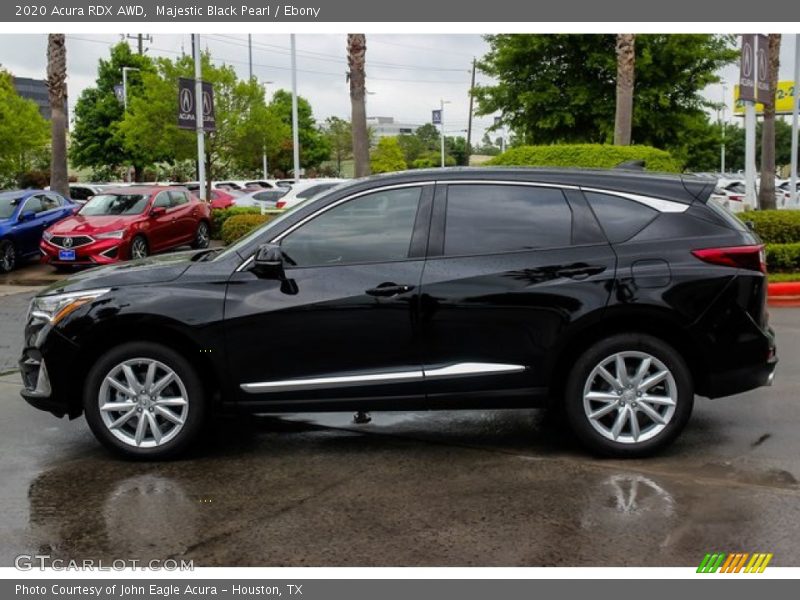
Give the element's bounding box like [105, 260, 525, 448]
[486, 144, 683, 173]
[740, 210, 800, 244]
[211, 206, 262, 239]
[220, 213, 275, 245]
[765, 243, 800, 272]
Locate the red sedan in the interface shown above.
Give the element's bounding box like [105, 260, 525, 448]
[209, 189, 236, 210]
[40, 186, 212, 267]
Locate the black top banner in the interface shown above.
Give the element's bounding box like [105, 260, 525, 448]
[3, 0, 800, 22]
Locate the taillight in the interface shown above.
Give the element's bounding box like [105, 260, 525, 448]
[728, 195, 744, 201]
[276, 200, 286, 209]
[691, 245, 766, 272]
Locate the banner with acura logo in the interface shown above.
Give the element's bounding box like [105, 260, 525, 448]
[177, 77, 216, 131]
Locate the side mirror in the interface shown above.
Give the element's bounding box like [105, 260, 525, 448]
[251, 243, 286, 280]
[19, 210, 36, 222]
[150, 206, 167, 217]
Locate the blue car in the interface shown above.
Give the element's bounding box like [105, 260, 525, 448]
[0, 189, 76, 273]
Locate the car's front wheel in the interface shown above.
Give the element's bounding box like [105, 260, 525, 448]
[564, 333, 693, 458]
[129, 235, 149, 259]
[0, 240, 16, 273]
[83, 341, 206, 459]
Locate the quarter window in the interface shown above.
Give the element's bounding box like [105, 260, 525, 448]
[281, 187, 422, 267]
[583, 191, 658, 243]
[444, 184, 572, 256]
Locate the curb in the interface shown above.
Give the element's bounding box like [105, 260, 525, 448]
[768, 282, 800, 307]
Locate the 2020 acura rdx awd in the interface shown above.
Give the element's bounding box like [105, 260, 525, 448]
[19, 168, 777, 459]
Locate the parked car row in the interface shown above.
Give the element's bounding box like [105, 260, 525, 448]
[1, 186, 211, 273]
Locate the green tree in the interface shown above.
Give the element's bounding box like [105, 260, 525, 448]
[118, 53, 285, 191]
[475, 34, 738, 154]
[0, 70, 50, 187]
[414, 123, 440, 151]
[445, 136, 469, 166]
[70, 42, 154, 181]
[268, 89, 330, 175]
[723, 119, 793, 174]
[370, 137, 407, 173]
[323, 116, 352, 176]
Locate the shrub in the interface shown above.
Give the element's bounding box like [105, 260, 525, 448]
[765, 243, 800, 272]
[486, 144, 683, 173]
[370, 137, 407, 173]
[740, 210, 800, 244]
[211, 206, 262, 239]
[220, 214, 276, 246]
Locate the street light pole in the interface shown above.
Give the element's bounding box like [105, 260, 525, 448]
[193, 33, 206, 201]
[440, 99, 451, 168]
[791, 33, 800, 206]
[720, 81, 728, 174]
[290, 34, 300, 181]
[121, 66, 139, 112]
[261, 80, 274, 180]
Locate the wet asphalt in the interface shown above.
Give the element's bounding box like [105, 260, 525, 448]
[0, 269, 798, 567]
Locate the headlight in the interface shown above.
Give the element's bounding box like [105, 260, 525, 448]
[29, 288, 112, 324]
[43, 230, 53, 241]
[96, 230, 126, 240]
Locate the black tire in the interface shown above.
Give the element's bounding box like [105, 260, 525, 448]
[129, 235, 149, 260]
[83, 341, 206, 460]
[0, 240, 16, 273]
[191, 220, 210, 249]
[563, 333, 693, 458]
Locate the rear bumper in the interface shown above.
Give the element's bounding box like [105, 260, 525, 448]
[703, 356, 777, 399]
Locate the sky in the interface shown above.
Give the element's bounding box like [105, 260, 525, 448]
[0, 33, 498, 142]
[1, 33, 800, 148]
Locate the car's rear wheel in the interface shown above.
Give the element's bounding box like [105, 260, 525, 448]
[0, 240, 16, 273]
[83, 341, 206, 459]
[130, 235, 148, 259]
[564, 333, 693, 458]
[191, 221, 210, 249]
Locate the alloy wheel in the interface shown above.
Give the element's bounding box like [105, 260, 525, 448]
[98, 358, 189, 448]
[582, 351, 677, 444]
[131, 237, 148, 259]
[1, 242, 15, 272]
[196, 222, 209, 247]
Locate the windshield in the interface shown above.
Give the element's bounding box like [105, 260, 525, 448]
[0, 193, 24, 219]
[79, 194, 149, 216]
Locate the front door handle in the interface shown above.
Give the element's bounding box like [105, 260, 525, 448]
[556, 265, 606, 280]
[365, 282, 415, 297]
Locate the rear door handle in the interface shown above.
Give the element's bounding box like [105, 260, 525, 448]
[365, 283, 415, 297]
[557, 265, 606, 280]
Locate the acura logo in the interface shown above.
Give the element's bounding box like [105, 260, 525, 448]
[202, 90, 213, 117]
[758, 47, 767, 80]
[62, 237, 73, 248]
[180, 88, 193, 113]
[742, 41, 753, 78]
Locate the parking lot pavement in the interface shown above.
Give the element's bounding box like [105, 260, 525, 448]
[0, 310, 798, 567]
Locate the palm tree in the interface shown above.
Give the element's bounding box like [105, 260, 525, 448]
[348, 34, 370, 177]
[47, 33, 68, 197]
[614, 34, 635, 146]
[758, 34, 781, 210]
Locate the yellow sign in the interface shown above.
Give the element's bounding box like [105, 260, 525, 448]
[734, 81, 796, 115]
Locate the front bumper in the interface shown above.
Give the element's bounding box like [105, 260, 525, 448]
[19, 320, 83, 419]
[40, 238, 124, 266]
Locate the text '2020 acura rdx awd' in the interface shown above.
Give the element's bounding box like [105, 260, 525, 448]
[20, 168, 776, 459]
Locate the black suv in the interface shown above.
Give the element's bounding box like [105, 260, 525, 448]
[20, 168, 777, 459]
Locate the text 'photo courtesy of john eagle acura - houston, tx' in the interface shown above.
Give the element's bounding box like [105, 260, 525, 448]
[19, 168, 776, 459]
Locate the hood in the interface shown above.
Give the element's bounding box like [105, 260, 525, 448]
[49, 214, 140, 234]
[41, 250, 200, 295]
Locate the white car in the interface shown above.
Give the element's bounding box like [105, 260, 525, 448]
[275, 179, 348, 210]
[233, 188, 287, 209]
[709, 179, 749, 213]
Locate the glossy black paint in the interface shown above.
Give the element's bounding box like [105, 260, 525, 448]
[19, 168, 776, 420]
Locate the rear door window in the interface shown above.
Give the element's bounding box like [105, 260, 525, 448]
[443, 184, 573, 256]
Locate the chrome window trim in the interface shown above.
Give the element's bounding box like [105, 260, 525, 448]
[580, 187, 689, 213]
[236, 181, 435, 272]
[240, 361, 527, 393]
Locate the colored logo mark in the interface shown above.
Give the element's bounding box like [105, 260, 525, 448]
[697, 552, 773, 573]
